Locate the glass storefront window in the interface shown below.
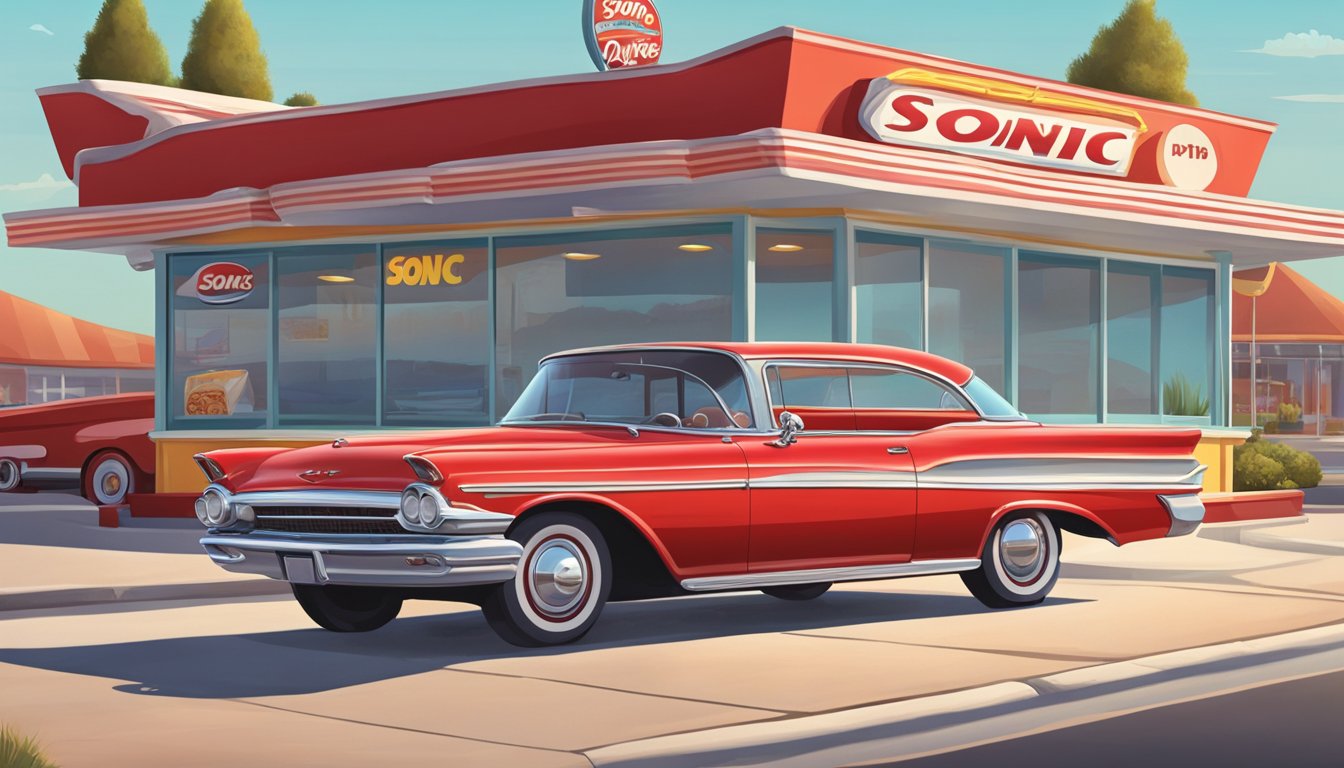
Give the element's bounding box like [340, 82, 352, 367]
[1017, 253, 1099, 419]
[1161, 267, 1215, 419]
[756, 229, 835, 342]
[383, 240, 490, 427]
[1107, 262, 1160, 416]
[494, 225, 733, 418]
[928, 241, 1009, 393]
[855, 232, 922, 348]
[169, 253, 271, 428]
[277, 246, 378, 426]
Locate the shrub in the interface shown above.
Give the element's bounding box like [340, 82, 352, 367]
[283, 91, 317, 106]
[1232, 431, 1322, 491]
[0, 726, 58, 768]
[1277, 402, 1302, 423]
[1162, 373, 1209, 417]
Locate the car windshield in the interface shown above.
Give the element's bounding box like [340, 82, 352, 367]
[962, 376, 1024, 419]
[503, 350, 754, 430]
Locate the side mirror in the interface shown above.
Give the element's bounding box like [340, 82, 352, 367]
[772, 410, 805, 447]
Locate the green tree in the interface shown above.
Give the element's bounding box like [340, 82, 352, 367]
[1066, 0, 1198, 106]
[180, 0, 273, 101]
[76, 0, 173, 85]
[283, 91, 318, 107]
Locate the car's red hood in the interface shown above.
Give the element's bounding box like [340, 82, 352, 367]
[216, 425, 635, 493]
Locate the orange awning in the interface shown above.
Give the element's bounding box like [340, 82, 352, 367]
[0, 289, 153, 369]
[1232, 262, 1344, 344]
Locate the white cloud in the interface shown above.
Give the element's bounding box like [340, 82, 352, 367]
[28, 23, 53, 36]
[1246, 30, 1344, 57]
[0, 173, 71, 193]
[1274, 94, 1344, 103]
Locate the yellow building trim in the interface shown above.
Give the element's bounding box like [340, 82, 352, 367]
[1194, 432, 1248, 493]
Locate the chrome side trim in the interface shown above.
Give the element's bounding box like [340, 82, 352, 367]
[1159, 493, 1205, 537]
[459, 479, 749, 495]
[18, 467, 81, 482]
[680, 558, 981, 591]
[749, 471, 917, 490]
[919, 457, 1207, 490]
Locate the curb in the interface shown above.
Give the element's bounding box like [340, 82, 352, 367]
[0, 578, 290, 613]
[584, 622, 1344, 768]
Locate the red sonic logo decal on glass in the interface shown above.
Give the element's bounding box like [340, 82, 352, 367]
[583, 0, 663, 71]
[193, 262, 255, 305]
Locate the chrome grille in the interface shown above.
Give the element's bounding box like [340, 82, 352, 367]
[252, 506, 403, 535]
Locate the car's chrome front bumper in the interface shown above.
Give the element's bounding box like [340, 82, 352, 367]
[1159, 493, 1205, 537]
[200, 532, 522, 588]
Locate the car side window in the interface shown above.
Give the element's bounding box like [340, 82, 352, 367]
[849, 368, 968, 410]
[773, 366, 852, 408]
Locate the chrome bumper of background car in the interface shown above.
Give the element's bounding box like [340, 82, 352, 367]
[200, 532, 522, 588]
[1159, 493, 1206, 537]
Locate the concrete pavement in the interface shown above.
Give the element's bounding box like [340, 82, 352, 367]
[2, 492, 1343, 767]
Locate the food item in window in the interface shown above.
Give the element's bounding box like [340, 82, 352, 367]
[184, 370, 251, 416]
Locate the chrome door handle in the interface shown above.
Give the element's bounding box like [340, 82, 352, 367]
[887, 446, 909, 455]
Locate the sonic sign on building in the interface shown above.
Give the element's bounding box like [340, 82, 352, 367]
[7, 26, 1344, 513]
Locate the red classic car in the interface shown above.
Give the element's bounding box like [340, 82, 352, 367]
[0, 392, 155, 505]
[193, 343, 1206, 646]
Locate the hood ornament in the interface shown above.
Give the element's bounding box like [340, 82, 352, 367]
[332, 438, 349, 448]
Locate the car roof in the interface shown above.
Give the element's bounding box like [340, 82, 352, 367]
[549, 342, 975, 386]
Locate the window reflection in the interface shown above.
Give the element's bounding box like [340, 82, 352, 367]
[494, 226, 733, 418]
[1018, 254, 1100, 419]
[277, 246, 378, 426]
[928, 241, 1008, 393]
[1108, 262, 1160, 415]
[855, 232, 922, 348]
[756, 229, 835, 342]
[384, 241, 489, 427]
[1161, 268, 1215, 418]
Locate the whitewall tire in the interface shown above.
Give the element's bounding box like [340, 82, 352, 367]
[84, 452, 134, 506]
[0, 459, 20, 492]
[961, 511, 1061, 609]
[482, 513, 611, 647]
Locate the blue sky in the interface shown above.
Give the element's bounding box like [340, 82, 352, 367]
[1, 0, 1342, 335]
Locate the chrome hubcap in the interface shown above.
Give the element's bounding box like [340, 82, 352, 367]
[529, 540, 587, 617]
[103, 473, 122, 495]
[1000, 519, 1045, 581]
[0, 461, 15, 489]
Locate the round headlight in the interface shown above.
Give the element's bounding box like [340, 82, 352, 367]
[194, 497, 209, 525]
[418, 495, 439, 526]
[401, 490, 421, 523]
[204, 492, 225, 524]
[235, 504, 255, 523]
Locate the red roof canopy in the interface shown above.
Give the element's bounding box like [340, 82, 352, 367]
[1233, 262, 1344, 343]
[0, 289, 154, 368]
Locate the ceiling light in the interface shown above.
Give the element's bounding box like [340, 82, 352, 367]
[562, 252, 602, 261]
[768, 244, 804, 252]
[678, 244, 714, 252]
[317, 275, 355, 283]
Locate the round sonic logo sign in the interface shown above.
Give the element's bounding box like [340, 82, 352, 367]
[193, 262, 256, 304]
[583, 0, 663, 71]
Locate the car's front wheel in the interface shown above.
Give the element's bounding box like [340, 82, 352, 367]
[961, 511, 1060, 609]
[482, 512, 611, 647]
[292, 584, 403, 632]
[82, 450, 137, 506]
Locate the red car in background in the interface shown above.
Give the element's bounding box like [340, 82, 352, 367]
[0, 392, 155, 506]
[191, 343, 1206, 647]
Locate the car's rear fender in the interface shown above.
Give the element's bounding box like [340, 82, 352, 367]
[980, 499, 1121, 551]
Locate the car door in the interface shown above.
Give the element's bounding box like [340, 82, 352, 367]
[741, 363, 918, 572]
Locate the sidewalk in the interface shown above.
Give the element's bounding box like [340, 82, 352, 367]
[0, 493, 284, 611]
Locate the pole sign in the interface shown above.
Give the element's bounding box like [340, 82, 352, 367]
[860, 78, 1141, 176]
[583, 0, 663, 71]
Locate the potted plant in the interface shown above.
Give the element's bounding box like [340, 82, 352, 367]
[1277, 402, 1304, 433]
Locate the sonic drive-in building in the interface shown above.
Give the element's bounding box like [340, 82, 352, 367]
[7, 26, 1344, 508]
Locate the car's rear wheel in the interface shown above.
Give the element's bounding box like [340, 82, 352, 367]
[0, 459, 20, 492]
[82, 450, 136, 506]
[961, 511, 1060, 609]
[292, 584, 403, 632]
[482, 513, 611, 647]
[761, 582, 832, 601]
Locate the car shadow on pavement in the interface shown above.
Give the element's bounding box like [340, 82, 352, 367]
[0, 504, 202, 555]
[0, 590, 1087, 699]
